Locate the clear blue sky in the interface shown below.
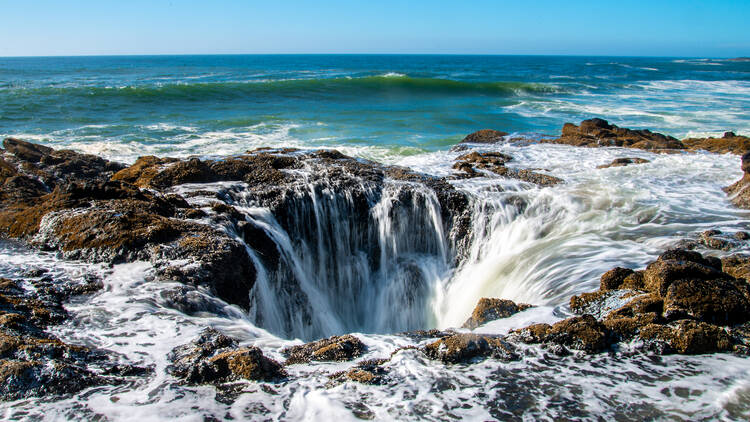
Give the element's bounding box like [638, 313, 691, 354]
[2, 0, 749, 57]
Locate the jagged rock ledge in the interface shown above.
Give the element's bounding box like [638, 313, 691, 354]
[461, 118, 750, 154]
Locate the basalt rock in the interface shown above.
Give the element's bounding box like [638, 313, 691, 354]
[509, 314, 611, 354]
[462, 298, 532, 329]
[460, 129, 509, 144]
[638, 320, 732, 354]
[683, 132, 750, 155]
[546, 119, 685, 151]
[327, 358, 390, 386]
[422, 333, 518, 363]
[697, 229, 746, 251]
[0, 275, 146, 400]
[452, 151, 562, 186]
[2, 138, 125, 186]
[596, 157, 650, 169]
[282, 334, 366, 365]
[554, 249, 750, 355]
[168, 329, 286, 384]
[721, 254, 750, 281]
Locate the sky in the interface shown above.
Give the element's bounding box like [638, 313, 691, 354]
[1, 0, 749, 57]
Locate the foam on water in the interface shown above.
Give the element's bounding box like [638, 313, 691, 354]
[2, 141, 749, 420]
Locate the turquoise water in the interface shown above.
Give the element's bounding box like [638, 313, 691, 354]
[1, 55, 749, 162]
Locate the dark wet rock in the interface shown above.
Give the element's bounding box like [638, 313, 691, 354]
[168, 328, 286, 384]
[603, 312, 663, 342]
[452, 151, 562, 186]
[639, 320, 732, 354]
[724, 152, 750, 208]
[422, 333, 518, 363]
[282, 334, 366, 365]
[599, 267, 635, 290]
[398, 329, 454, 341]
[730, 322, 750, 354]
[545, 119, 685, 151]
[683, 132, 750, 155]
[509, 323, 553, 344]
[110, 156, 180, 187]
[697, 229, 743, 251]
[661, 277, 750, 325]
[0, 274, 146, 400]
[0, 360, 102, 401]
[641, 257, 728, 298]
[546, 315, 610, 353]
[596, 157, 650, 169]
[490, 167, 563, 186]
[721, 254, 750, 281]
[570, 290, 631, 319]
[541, 249, 750, 355]
[0, 141, 258, 310]
[113, 152, 299, 190]
[327, 358, 390, 386]
[460, 129, 509, 144]
[509, 314, 610, 353]
[462, 298, 532, 329]
[3, 138, 125, 186]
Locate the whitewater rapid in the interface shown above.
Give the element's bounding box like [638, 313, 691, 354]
[2, 141, 750, 420]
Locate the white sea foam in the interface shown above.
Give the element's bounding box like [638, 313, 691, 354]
[380, 72, 407, 78]
[1, 138, 750, 420]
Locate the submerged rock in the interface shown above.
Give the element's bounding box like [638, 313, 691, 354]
[0, 276, 146, 401]
[282, 334, 366, 365]
[546, 118, 685, 151]
[462, 298, 532, 329]
[327, 358, 390, 386]
[168, 328, 286, 384]
[596, 157, 650, 169]
[452, 151, 562, 186]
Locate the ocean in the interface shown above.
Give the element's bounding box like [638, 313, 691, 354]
[1, 55, 750, 420]
[1, 55, 748, 163]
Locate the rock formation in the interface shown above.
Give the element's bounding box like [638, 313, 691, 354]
[724, 151, 750, 208]
[512, 249, 750, 355]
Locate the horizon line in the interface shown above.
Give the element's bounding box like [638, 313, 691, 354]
[0, 52, 744, 59]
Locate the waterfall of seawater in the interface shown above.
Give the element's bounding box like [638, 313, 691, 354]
[196, 146, 750, 342]
[225, 175, 453, 340]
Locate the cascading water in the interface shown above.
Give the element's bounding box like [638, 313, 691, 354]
[220, 170, 455, 341]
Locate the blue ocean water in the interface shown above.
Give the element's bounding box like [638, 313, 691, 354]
[1, 54, 749, 162]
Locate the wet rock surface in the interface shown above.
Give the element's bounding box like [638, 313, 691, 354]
[168, 328, 287, 384]
[282, 334, 366, 365]
[460, 129, 509, 144]
[452, 151, 563, 186]
[327, 358, 390, 386]
[0, 274, 147, 400]
[724, 151, 750, 209]
[462, 298, 532, 329]
[683, 132, 750, 155]
[596, 157, 650, 169]
[528, 249, 750, 355]
[545, 118, 685, 151]
[423, 333, 519, 364]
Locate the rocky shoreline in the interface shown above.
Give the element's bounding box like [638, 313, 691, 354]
[1, 119, 750, 401]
